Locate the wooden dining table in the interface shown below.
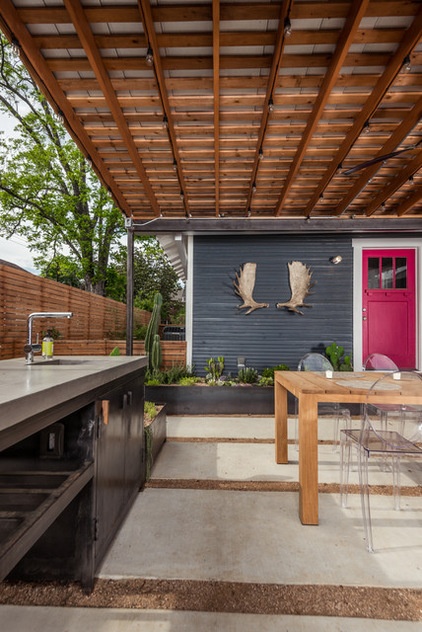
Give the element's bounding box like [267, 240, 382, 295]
[274, 370, 422, 526]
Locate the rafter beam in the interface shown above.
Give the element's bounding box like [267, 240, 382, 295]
[137, 0, 190, 217]
[365, 153, 422, 217]
[244, 0, 293, 216]
[213, 0, 220, 217]
[275, 0, 369, 215]
[63, 0, 160, 217]
[335, 95, 422, 216]
[397, 187, 422, 217]
[304, 4, 422, 217]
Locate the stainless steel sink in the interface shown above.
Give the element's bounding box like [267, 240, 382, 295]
[29, 359, 89, 367]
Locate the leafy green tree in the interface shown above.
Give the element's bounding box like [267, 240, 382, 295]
[110, 237, 184, 323]
[0, 37, 124, 295]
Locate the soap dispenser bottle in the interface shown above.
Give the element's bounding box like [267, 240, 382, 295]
[42, 330, 54, 360]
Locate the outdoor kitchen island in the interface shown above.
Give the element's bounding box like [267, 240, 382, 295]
[0, 355, 147, 592]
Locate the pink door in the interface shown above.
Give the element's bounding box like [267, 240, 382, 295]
[362, 249, 416, 369]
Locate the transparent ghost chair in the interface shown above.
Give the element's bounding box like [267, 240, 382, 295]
[340, 370, 422, 552]
[363, 353, 421, 432]
[363, 353, 399, 372]
[295, 353, 351, 449]
[363, 353, 400, 431]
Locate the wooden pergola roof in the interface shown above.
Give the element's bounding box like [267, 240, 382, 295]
[0, 0, 421, 227]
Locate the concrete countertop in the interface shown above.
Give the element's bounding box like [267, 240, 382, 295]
[0, 356, 147, 433]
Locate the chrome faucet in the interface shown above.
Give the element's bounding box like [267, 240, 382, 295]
[24, 312, 73, 364]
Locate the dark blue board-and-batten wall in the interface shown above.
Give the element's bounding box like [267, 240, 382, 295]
[191, 234, 353, 375]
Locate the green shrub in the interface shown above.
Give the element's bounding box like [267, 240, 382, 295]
[145, 369, 165, 385]
[162, 364, 196, 384]
[258, 376, 274, 387]
[261, 364, 290, 379]
[134, 324, 148, 340]
[144, 400, 158, 421]
[178, 376, 201, 386]
[145, 365, 196, 385]
[237, 367, 259, 384]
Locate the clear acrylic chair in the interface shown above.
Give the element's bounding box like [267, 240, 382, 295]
[363, 353, 399, 431]
[296, 353, 351, 449]
[363, 353, 420, 431]
[363, 353, 398, 372]
[340, 370, 422, 552]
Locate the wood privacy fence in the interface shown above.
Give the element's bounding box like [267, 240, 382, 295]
[0, 261, 186, 367]
[54, 339, 186, 369]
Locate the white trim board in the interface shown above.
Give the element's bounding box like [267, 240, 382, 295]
[352, 238, 422, 371]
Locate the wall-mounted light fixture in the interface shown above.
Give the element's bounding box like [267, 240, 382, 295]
[329, 255, 342, 265]
[237, 357, 246, 370]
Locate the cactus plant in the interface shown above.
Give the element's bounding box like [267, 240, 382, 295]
[325, 342, 352, 371]
[145, 292, 162, 371]
[204, 356, 225, 383]
[151, 333, 162, 372]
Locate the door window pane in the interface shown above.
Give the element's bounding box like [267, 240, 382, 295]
[381, 257, 393, 289]
[367, 257, 379, 289]
[395, 257, 407, 288]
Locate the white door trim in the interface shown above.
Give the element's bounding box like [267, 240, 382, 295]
[352, 238, 421, 370]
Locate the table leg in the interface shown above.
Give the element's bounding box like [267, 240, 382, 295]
[298, 394, 319, 525]
[275, 379, 288, 464]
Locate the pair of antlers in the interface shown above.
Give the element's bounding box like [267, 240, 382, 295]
[233, 261, 313, 315]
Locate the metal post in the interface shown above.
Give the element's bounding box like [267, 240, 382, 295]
[126, 219, 134, 356]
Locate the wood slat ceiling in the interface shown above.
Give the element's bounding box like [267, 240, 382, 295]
[0, 0, 421, 224]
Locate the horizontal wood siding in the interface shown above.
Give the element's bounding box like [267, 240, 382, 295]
[0, 262, 149, 360]
[192, 234, 353, 375]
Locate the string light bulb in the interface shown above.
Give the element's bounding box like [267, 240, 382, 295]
[145, 46, 153, 66]
[268, 98, 274, 113]
[11, 38, 20, 58]
[363, 120, 370, 134]
[252, 182, 257, 193]
[403, 54, 411, 72]
[284, 17, 292, 37]
[258, 147, 264, 161]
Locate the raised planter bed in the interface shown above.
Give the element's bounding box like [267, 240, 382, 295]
[144, 385, 289, 415]
[144, 404, 167, 480]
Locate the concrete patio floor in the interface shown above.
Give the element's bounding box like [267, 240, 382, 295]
[0, 414, 421, 630]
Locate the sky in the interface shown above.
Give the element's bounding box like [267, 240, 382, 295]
[0, 111, 38, 273]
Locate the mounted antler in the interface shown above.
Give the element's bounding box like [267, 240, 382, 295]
[276, 261, 313, 315]
[233, 262, 269, 315]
